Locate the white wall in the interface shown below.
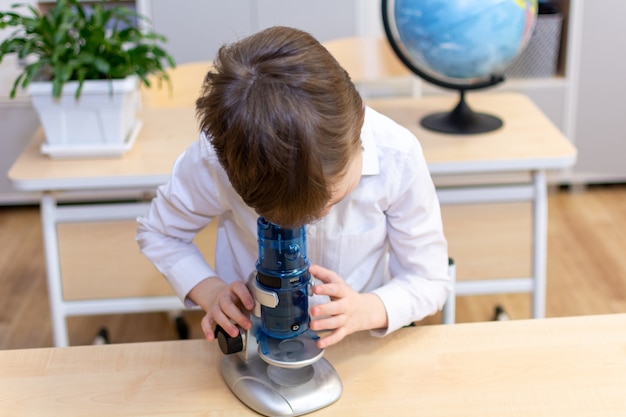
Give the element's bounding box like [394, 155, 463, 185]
[146, 0, 378, 65]
[356, 0, 385, 38]
[0, 0, 40, 203]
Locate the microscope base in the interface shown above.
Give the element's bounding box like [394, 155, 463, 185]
[220, 354, 342, 416]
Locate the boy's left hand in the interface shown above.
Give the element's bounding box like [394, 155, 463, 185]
[309, 264, 388, 349]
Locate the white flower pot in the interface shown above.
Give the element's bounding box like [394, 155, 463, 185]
[27, 76, 142, 158]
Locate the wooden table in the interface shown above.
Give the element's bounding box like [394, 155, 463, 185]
[8, 92, 577, 346]
[7, 107, 212, 347]
[367, 93, 576, 174]
[8, 106, 199, 190]
[1, 314, 624, 416]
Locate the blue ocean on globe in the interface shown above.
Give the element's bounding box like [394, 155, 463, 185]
[394, 0, 537, 81]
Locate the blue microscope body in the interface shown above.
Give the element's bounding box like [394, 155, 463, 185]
[216, 217, 342, 416]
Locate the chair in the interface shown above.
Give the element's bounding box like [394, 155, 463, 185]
[322, 36, 421, 98]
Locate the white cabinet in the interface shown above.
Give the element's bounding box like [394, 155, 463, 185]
[568, 0, 626, 184]
[489, 0, 626, 185]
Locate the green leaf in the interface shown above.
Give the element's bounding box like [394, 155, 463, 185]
[10, 71, 26, 98]
[93, 56, 110, 74]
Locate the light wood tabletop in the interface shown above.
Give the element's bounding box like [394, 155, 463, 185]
[1, 314, 625, 416]
[367, 92, 577, 175]
[7, 106, 200, 191]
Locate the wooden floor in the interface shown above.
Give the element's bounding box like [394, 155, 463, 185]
[2, 184, 626, 349]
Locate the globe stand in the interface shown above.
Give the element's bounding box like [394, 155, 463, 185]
[381, 0, 523, 135]
[420, 90, 503, 134]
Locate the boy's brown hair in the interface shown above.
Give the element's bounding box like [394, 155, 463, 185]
[196, 26, 364, 227]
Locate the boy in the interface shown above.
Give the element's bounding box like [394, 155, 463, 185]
[136, 26, 450, 349]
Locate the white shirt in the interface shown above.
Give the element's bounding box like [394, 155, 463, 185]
[136, 106, 450, 337]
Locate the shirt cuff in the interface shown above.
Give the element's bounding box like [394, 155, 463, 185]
[167, 255, 216, 308]
[369, 284, 406, 337]
[369, 279, 446, 337]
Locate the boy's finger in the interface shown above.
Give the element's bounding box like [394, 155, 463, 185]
[231, 281, 255, 310]
[310, 300, 344, 320]
[317, 328, 346, 349]
[201, 315, 216, 341]
[310, 264, 340, 283]
[313, 282, 342, 297]
[212, 310, 239, 338]
[222, 302, 251, 331]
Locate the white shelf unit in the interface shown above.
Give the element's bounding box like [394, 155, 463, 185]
[497, 0, 583, 185]
[565, 0, 626, 184]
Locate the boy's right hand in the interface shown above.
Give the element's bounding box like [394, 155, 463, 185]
[189, 277, 255, 342]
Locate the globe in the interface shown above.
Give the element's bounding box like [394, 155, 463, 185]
[382, 0, 538, 134]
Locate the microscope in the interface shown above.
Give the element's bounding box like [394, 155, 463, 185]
[215, 217, 342, 416]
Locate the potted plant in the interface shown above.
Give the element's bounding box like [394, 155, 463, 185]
[0, 0, 175, 158]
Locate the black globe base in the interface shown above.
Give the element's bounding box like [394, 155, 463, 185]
[420, 90, 502, 135]
[421, 112, 502, 135]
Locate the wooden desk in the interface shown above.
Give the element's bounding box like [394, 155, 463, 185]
[8, 107, 210, 347]
[1, 314, 624, 416]
[367, 93, 577, 322]
[8, 107, 199, 190]
[367, 93, 576, 174]
[8, 92, 576, 346]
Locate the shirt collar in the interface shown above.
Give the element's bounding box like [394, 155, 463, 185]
[360, 107, 380, 176]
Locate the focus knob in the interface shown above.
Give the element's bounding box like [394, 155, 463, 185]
[215, 325, 244, 354]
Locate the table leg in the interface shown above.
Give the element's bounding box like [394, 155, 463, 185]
[40, 193, 69, 347]
[438, 174, 548, 319]
[531, 170, 547, 319]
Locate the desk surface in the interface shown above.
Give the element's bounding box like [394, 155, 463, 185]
[1, 314, 625, 416]
[367, 93, 577, 175]
[9, 92, 576, 192]
[8, 107, 200, 191]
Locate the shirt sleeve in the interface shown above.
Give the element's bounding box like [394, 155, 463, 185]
[370, 135, 451, 336]
[136, 136, 224, 307]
